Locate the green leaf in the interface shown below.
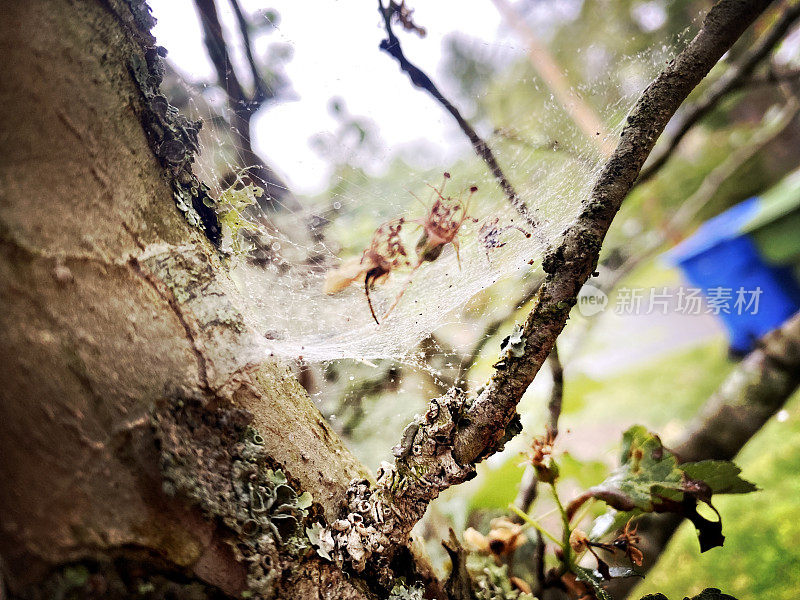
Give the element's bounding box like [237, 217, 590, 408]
[587, 426, 684, 513]
[574, 566, 613, 600]
[584, 427, 757, 553]
[680, 461, 758, 495]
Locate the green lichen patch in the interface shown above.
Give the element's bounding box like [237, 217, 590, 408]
[151, 394, 316, 598]
[215, 183, 264, 256]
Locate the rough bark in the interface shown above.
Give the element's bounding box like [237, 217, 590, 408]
[0, 2, 373, 598]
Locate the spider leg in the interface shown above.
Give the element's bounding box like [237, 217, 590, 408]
[381, 264, 419, 322]
[453, 237, 461, 269]
[365, 272, 380, 325]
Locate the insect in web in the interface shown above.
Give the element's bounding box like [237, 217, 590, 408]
[324, 172, 479, 324]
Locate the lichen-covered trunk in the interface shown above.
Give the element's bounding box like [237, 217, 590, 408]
[0, 2, 378, 598]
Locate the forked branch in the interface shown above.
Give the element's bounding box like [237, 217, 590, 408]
[638, 1, 800, 183]
[322, 0, 773, 584]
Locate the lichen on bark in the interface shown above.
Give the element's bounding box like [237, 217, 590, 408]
[152, 393, 319, 598]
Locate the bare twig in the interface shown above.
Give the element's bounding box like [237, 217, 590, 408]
[377, 0, 537, 227]
[456, 274, 544, 380]
[742, 65, 800, 87]
[513, 343, 563, 516]
[230, 0, 269, 105]
[638, 2, 800, 184]
[545, 344, 564, 440]
[192, 0, 298, 210]
[603, 91, 799, 296]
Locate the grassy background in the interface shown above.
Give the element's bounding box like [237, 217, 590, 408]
[633, 391, 800, 599]
[464, 332, 799, 599]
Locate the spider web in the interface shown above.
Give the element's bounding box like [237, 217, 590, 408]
[154, 1, 680, 368]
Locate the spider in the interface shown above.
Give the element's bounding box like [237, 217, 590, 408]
[324, 217, 410, 324]
[324, 173, 478, 324]
[380, 173, 478, 321]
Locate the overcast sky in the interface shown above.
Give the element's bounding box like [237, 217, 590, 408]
[149, 1, 526, 194]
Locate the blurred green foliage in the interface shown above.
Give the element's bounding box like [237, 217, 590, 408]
[634, 392, 800, 599]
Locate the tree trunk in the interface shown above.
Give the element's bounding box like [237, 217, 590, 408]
[0, 2, 378, 598]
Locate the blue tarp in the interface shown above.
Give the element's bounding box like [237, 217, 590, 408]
[664, 196, 800, 353]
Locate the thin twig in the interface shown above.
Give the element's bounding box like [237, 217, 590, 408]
[377, 0, 537, 227]
[608, 91, 799, 294]
[638, 2, 800, 184]
[513, 342, 564, 514]
[545, 344, 563, 440]
[456, 274, 544, 379]
[192, 0, 300, 211]
[193, 0, 247, 107]
[230, 0, 269, 106]
[512, 344, 565, 596]
[741, 65, 800, 87]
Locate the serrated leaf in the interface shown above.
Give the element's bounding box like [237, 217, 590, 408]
[585, 426, 684, 513]
[680, 461, 757, 495]
[584, 427, 756, 553]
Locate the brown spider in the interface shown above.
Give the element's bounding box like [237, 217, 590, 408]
[611, 518, 643, 567]
[380, 172, 478, 321]
[570, 517, 644, 583]
[324, 217, 410, 324]
[324, 173, 478, 324]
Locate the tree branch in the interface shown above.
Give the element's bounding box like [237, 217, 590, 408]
[638, 1, 800, 184]
[607, 309, 800, 599]
[229, 0, 269, 105]
[377, 0, 537, 227]
[742, 65, 800, 87]
[320, 0, 773, 584]
[191, 0, 299, 211]
[193, 0, 247, 108]
[451, 0, 774, 468]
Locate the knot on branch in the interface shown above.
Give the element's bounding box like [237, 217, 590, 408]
[312, 389, 477, 584]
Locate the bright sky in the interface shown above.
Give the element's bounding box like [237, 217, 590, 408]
[149, 1, 521, 194]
